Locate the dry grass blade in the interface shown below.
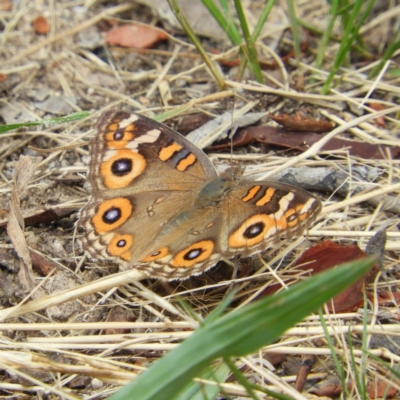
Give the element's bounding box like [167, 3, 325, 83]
[0, 269, 148, 320]
[0, 1, 399, 398]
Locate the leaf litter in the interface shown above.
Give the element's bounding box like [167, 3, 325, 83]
[0, 0, 399, 398]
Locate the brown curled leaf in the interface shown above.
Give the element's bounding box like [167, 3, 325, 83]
[269, 113, 335, 133]
[226, 126, 400, 160]
[310, 378, 344, 397]
[292, 241, 378, 312]
[207, 128, 254, 150]
[377, 291, 400, 306]
[0, 0, 11, 11]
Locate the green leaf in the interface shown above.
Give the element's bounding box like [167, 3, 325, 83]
[174, 361, 231, 400]
[109, 257, 375, 400]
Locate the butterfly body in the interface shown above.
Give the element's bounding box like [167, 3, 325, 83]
[79, 111, 322, 280]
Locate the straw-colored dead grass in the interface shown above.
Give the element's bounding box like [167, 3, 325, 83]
[0, 0, 399, 398]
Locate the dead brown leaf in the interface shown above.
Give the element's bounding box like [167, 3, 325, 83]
[269, 113, 335, 133]
[105, 23, 168, 49]
[369, 103, 386, 127]
[258, 240, 378, 312]
[32, 16, 50, 35]
[367, 379, 398, 399]
[216, 126, 400, 160]
[0, 0, 11, 11]
[6, 156, 49, 302]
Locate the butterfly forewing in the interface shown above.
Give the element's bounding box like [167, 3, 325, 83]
[86, 111, 217, 195]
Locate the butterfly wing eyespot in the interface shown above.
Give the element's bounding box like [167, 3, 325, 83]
[141, 247, 170, 263]
[91, 198, 133, 234]
[100, 149, 146, 189]
[108, 234, 134, 257]
[170, 240, 215, 268]
[228, 214, 277, 248]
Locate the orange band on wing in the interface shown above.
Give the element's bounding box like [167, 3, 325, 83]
[255, 187, 275, 206]
[159, 142, 183, 161]
[241, 185, 261, 202]
[176, 153, 196, 171]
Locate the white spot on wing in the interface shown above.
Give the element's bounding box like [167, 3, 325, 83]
[125, 129, 161, 149]
[88, 231, 97, 241]
[135, 129, 161, 143]
[118, 115, 139, 128]
[264, 226, 277, 239]
[300, 198, 315, 214]
[125, 142, 139, 150]
[274, 192, 294, 219]
[103, 149, 117, 161]
[92, 241, 104, 251]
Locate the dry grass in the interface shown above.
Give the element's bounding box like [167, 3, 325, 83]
[0, 0, 399, 398]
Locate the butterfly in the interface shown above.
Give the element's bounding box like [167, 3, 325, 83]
[78, 111, 322, 280]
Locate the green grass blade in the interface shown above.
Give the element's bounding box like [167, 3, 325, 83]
[109, 257, 375, 400]
[315, 0, 339, 69]
[369, 30, 400, 78]
[174, 362, 231, 400]
[0, 111, 90, 134]
[218, 0, 229, 15]
[202, 290, 236, 324]
[223, 357, 259, 400]
[168, 0, 226, 89]
[286, 0, 301, 61]
[347, 330, 365, 399]
[322, 0, 375, 94]
[318, 308, 348, 396]
[201, 0, 242, 45]
[359, 290, 369, 398]
[251, 0, 275, 42]
[234, 0, 263, 82]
